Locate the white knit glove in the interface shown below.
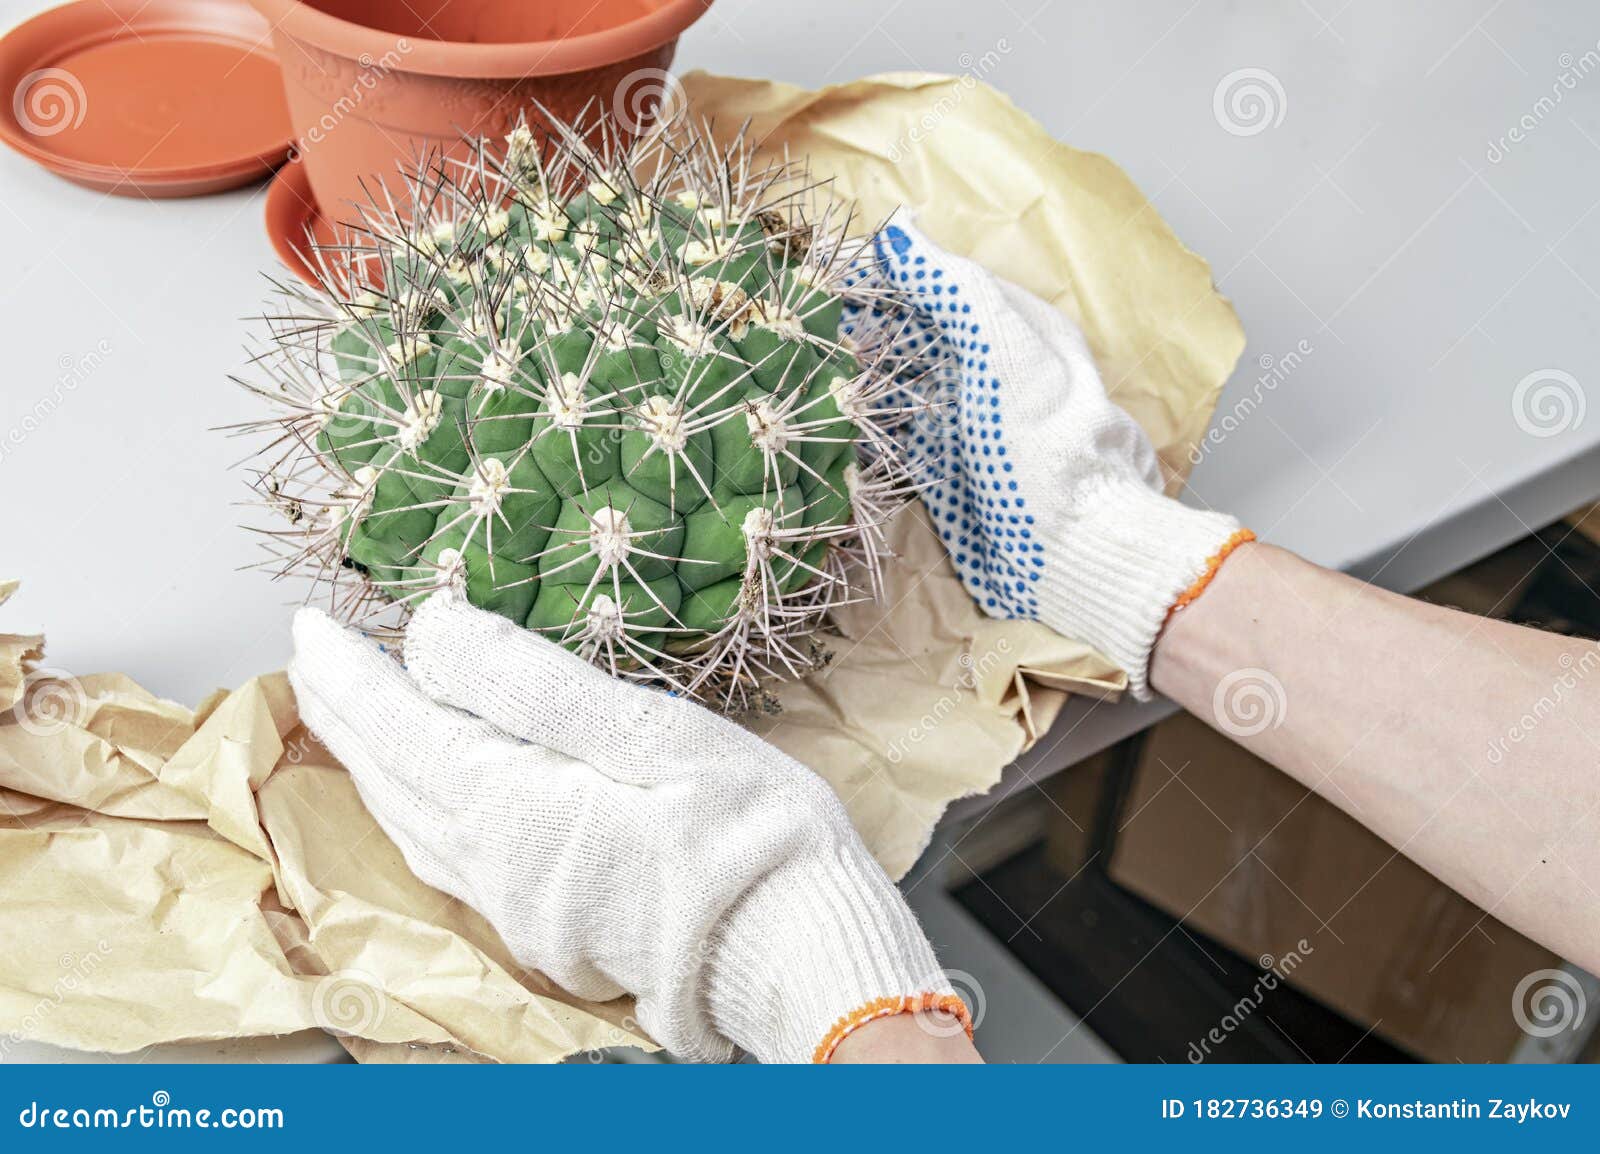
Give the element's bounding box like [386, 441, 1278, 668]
[287, 593, 967, 1063]
[859, 213, 1250, 698]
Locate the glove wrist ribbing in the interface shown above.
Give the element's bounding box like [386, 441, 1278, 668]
[705, 845, 968, 1063]
[1035, 479, 1251, 699]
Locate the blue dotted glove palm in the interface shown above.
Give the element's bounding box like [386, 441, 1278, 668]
[855, 211, 1246, 698]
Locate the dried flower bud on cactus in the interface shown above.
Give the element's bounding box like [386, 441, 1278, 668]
[239, 111, 936, 708]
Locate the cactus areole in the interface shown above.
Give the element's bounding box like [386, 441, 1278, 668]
[243, 113, 927, 708]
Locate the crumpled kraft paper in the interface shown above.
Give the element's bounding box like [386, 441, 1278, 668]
[0, 580, 42, 714]
[0, 587, 648, 1060]
[0, 71, 1240, 1060]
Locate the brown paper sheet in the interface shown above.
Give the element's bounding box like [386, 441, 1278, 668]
[0, 580, 41, 713]
[0, 621, 649, 1059]
[0, 71, 1238, 1059]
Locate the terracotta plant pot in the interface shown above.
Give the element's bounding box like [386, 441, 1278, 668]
[250, 0, 712, 224]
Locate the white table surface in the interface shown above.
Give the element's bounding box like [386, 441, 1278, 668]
[3, 0, 1599, 1060]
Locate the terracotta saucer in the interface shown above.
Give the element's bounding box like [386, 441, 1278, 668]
[264, 156, 329, 285]
[0, 0, 293, 197]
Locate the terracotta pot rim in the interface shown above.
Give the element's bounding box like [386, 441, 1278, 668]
[249, 0, 712, 78]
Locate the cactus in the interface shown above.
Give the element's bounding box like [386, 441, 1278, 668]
[239, 113, 931, 708]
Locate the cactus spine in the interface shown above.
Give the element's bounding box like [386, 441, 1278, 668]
[240, 112, 930, 708]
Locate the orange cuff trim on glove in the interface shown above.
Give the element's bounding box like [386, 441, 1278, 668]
[813, 992, 974, 1064]
[1166, 528, 1256, 620]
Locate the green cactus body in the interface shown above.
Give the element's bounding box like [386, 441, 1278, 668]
[251, 116, 913, 705]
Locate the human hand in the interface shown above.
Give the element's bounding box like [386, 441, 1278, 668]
[863, 213, 1251, 697]
[287, 591, 969, 1063]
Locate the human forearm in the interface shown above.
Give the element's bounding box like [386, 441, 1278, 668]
[1150, 541, 1600, 971]
[829, 1010, 985, 1063]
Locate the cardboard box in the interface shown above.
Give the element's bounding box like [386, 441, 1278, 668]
[1105, 710, 1558, 1062]
[1568, 502, 1600, 548]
